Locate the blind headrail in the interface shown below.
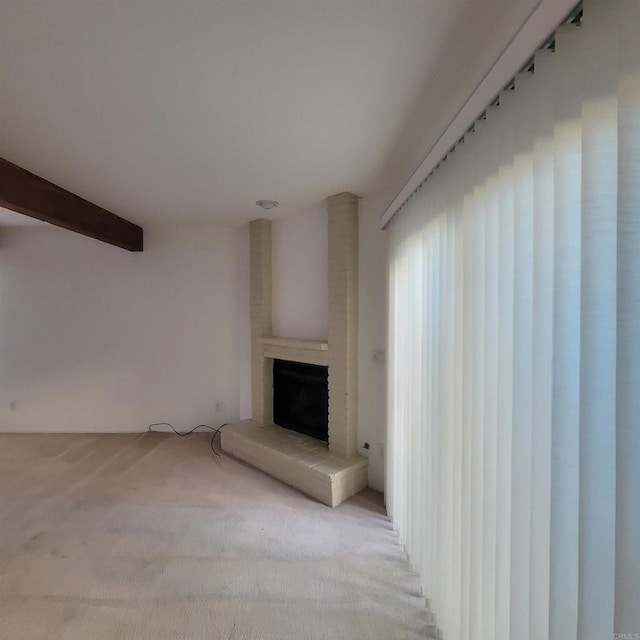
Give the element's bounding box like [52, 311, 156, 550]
[379, 0, 583, 230]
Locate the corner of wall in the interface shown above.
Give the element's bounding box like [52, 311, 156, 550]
[357, 191, 390, 493]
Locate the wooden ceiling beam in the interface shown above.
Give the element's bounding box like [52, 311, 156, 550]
[0, 158, 143, 251]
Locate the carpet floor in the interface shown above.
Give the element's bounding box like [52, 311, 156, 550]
[0, 432, 432, 640]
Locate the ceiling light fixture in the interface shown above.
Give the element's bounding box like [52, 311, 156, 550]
[256, 200, 279, 210]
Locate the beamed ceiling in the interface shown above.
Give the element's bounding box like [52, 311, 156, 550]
[0, 0, 535, 226]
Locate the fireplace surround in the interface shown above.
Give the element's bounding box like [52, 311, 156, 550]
[221, 192, 368, 507]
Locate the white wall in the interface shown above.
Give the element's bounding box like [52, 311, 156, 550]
[272, 203, 328, 340]
[0, 223, 248, 432]
[236, 223, 252, 421]
[357, 193, 388, 492]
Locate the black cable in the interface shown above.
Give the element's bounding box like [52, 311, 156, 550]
[147, 422, 228, 457]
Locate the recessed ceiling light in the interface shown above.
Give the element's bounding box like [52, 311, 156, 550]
[256, 200, 279, 210]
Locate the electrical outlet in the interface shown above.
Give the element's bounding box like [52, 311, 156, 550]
[215, 400, 222, 413]
[372, 348, 386, 365]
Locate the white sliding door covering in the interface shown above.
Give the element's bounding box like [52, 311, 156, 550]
[387, 1, 640, 639]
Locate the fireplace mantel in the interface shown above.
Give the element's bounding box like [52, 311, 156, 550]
[259, 336, 329, 366]
[259, 336, 328, 351]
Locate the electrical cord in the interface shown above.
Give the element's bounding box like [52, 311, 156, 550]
[147, 422, 228, 457]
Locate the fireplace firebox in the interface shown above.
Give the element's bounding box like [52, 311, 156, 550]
[273, 359, 329, 443]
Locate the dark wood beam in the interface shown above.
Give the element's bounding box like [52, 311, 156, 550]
[0, 158, 143, 251]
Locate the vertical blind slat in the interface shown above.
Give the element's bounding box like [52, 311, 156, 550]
[549, 23, 583, 640]
[615, 1, 640, 634]
[495, 86, 516, 640]
[578, 2, 618, 637]
[529, 47, 555, 640]
[509, 69, 535, 640]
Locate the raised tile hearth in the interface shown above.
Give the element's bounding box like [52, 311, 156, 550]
[221, 192, 367, 507]
[222, 420, 368, 508]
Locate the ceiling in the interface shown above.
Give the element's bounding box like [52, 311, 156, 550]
[0, 0, 532, 226]
[0, 207, 45, 226]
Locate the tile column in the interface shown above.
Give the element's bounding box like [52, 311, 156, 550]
[250, 218, 272, 426]
[327, 192, 359, 458]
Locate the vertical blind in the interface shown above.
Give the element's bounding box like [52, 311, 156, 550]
[387, 1, 639, 639]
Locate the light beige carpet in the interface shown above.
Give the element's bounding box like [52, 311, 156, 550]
[0, 433, 432, 639]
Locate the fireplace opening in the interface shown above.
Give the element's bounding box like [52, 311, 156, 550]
[273, 359, 328, 443]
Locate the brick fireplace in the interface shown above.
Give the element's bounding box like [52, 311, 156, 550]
[221, 192, 368, 507]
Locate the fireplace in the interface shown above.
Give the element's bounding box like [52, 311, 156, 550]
[273, 360, 328, 442]
[221, 195, 368, 507]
